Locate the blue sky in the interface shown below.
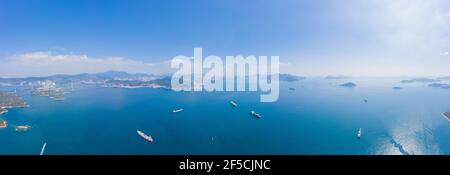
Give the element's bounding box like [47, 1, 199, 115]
[0, 0, 449, 77]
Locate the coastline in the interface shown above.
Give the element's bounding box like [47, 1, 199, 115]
[0, 121, 6, 128]
[0, 106, 9, 115]
[1, 104, 29, 108]
[0, 119, 8, 129]
[101, 84, 170, 89]
[0, 119, 7, 128]
[0, 105, 29, 117]
[0, 98, 29, 129]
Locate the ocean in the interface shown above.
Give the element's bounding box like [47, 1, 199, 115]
[0, 77, 449, 155]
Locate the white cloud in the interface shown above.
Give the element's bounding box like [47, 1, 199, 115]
[374, 0, 450, 52]
[287, 0, 450, 76]
[0, 51, 160, 78]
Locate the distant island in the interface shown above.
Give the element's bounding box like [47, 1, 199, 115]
[0, 92, 28, 128]
[101, 76, 171, 89]
[438, 77, 450, 80]
[278, 74, 306, 82]
[428, 83, 450, 89]
[392, 87, 403, 90]
[0, 92, 32, 130]
[33, 80, 65, 100]
[339, 82, 357, 88]
[443, 111, 450, 122]
[400, 78, 441, 83]
[0, 71, 157, 85]
[325, 76, 351, 80]
[0, 92, 28, 109]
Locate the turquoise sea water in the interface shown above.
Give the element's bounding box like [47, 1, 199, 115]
[0, 78, 449, 155]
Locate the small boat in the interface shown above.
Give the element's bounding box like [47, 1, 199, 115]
[40, 142, 47, 155]
[363, 99, 368, 103]
[230, 101, 237, 107]
[173, 109, 184, 113]
[289, 87, 295, 91]
[442, 111, 450, 122]
[137, 130, 153, 142]
[357, 128, 362, 139]
[15, 125, 31, 132]
[250, 111, 262, 119]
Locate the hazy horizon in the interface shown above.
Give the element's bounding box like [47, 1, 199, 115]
[0, 69, 448, 79]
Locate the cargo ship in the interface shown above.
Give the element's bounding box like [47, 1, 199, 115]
[40, 142, 47, 155]
[173, 109, 184, 113]
[137, 130, 154, 142]
[250, 111, 262, 119]
[442, 111, 450, 122]
[357, 128, 362, 139]
[230, 101, 237, 107]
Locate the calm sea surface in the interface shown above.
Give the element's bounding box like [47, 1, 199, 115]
[0, 78, 449, 155]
